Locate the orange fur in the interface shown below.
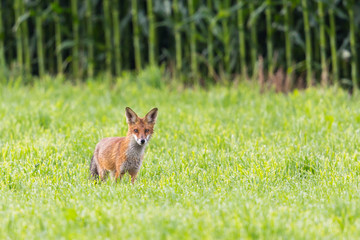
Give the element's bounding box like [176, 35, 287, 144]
[90, 107, 158, 184]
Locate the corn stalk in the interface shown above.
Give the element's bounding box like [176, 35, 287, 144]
[35, 4, 45, 78]
[249, 2, 257, 77]
[221, 0, 231, 74]
[132, 0, 142, 71]
[71, 0, 80, 79]
[348, 0, 357, 91]
[283, 0, 292, 84]
[86, 0, 94, 77]
[265, 0, 273, 75]
[237, 1, 246, 78]
[147, 0, 155, 66]
[14, 0, 23, 70]
[318, 0, 327, 86]
[329, 8, 338, 83]
[20, 0, 31, 76]
[112, 0, 121, 76]
[103, 0, 112, 75]
[54, 0, 63, 75]
[173, 0, 182, 73]
[188, 0, 197, 78]
[0, 0, 5, 68]
[301, 0, 312, 86]
[207, 0, 214, 77]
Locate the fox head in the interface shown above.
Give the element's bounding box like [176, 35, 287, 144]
[125, 107, 158, 146]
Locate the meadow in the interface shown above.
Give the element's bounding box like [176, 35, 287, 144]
[1, 73, 360, 239]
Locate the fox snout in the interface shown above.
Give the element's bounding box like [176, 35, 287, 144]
[133, 134, 148, 146]
[138, 138, 146, 146]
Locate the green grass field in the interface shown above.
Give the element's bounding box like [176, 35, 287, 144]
[1, 75, 360, 239]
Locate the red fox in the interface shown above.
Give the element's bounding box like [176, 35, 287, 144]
[90, 107, 158, 184]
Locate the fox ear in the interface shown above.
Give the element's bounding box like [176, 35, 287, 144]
[125, 107, 138, 124]
[145, 108, 158, 124]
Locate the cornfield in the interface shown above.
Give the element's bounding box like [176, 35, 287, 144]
[0, 0, 359, 90]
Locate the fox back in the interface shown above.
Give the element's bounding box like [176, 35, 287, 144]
[90, 107, 158, 184]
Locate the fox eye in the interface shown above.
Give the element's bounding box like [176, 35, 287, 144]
[145, 129, 149, 133]
[134, 129, 139, 133]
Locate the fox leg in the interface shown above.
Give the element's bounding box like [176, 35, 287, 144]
[90, 155, 99, 180]
[98, 168, 107, 182]
[114, 170, 125, 183]
[110, 171, 116, 181]
[129, 172, 138, 184]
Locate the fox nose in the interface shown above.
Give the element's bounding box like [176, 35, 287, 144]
[140, 139, 145, 144]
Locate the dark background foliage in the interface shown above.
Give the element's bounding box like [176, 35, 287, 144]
[0, 0, 359, 90]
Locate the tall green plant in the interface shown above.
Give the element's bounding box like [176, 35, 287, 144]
[283, 0, 292, 84]
[112, 0, 121, 76]
[35, 4, 45, 78]
[318, 0, 327, 85]
[265, 0, 273, 75]
[237, 1, 246, 78]
[1, 0, 359, 89]
[221, 0, 231, 74]
[329, 8, 339, 83]
[14, 0, 23, 70]
[188, 0, 197, 78]
[71, 0, 80, 79]
[173, 0, 182, 73]
[301, 0, 312, 86]
[347, 0, 358, 91]
[147, 0, 155, 66]
[20, 0, 31, 76]
[0, 0, 5, 68]
[248, 2, 258, 76]
[103, 0, 112, 75]
[207, 0, 214, 77]
[132, 0, 142, 71]
[54, 0, 63, 75]
[86, 0, 94, 77]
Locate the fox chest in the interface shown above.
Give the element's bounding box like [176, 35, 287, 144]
[120, 148, 144, 174]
